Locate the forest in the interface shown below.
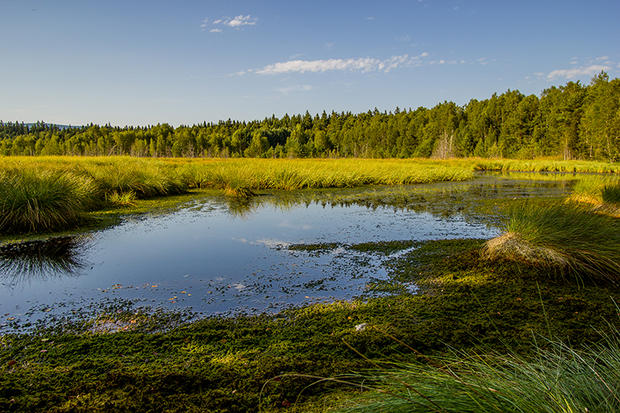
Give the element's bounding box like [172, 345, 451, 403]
[1, 73, 618, 161]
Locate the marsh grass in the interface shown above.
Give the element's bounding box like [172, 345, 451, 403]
[0, 156, 617, 234]
[105, 191, 137, 207]
[602, 183, 620, 204]
[484, 201, 620, 283]
[0, 157, 475, 234]
[470, 158, 619, 174]
[0, 169, 95, 233]
[335, 329, 620, 413]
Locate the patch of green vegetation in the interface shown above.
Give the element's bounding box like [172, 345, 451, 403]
[0, 169, 96, 234]
[602, 182, 620, 204]
[1, 239, 617, 412]
[288, 243, 343, 255]
[334, 328, 620, 412]
[349, 240, 417, 255]
[288, 240, 416, 257]
[484, 201, 620, 283]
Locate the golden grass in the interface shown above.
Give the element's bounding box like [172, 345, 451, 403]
[0, 156, 617, 234]
[484, 202, 620, 283]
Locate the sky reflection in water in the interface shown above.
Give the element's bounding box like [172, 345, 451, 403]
[0, 176, 573, 331]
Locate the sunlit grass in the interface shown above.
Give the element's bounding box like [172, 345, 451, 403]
[0, 156, 617, 234]
[484, 201, 620, 283]
[0, 169, 95, 233]
[335, 329, 620, 413]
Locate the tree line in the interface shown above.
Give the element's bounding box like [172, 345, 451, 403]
[1, 73, 618, 161]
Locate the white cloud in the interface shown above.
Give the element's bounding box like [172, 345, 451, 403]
[254, 53, 428, 75]
[227, 15, 257, 27]
[547, 64, 610, 80]
[201, 14, 258, 32]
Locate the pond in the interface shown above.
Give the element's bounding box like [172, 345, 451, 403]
[0, 175, 574, 332]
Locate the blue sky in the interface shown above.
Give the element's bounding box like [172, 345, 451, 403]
[1, 0, 618, 126]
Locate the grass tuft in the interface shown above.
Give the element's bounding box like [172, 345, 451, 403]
[105, 191, 137, 207]
[483, 201, 620, 283]
[336, 329, 620, 413]
[602, 183, 620, 204]
[0, 169, 95, 234]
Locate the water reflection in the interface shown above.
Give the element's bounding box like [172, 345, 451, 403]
[222, 175, 575, 223]
[0, 236, 89, 284]
[0, 174, 577, 332]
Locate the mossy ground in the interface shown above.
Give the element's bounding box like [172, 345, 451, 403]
[1, 239, 617, 412]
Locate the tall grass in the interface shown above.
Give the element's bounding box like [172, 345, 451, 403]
[0, 169, 95, 233]
[336, 330, 620, 412]
[484, 201, 620, 283]
[470, 158, 620, 174]
[0, 156, 617, 234]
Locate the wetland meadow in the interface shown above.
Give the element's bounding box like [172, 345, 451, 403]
[4, 1, 620, 410]
[0, 157, 618, 412]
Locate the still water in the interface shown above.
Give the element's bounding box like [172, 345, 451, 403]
[0, 176, 573, 331]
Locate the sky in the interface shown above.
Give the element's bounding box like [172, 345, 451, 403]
[1, 0, 619, 126]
